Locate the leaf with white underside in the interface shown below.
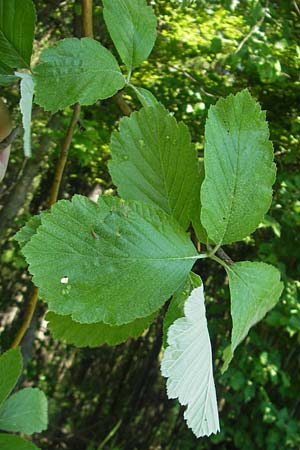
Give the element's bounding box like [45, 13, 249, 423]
[46, 311, 156, 347]
[0, 0, 36, 69]
[0, 434, 40, 450]
[0, 387, 48, 434]
[0, 348, 22, 405]
[33, 38, 125, 113]
[222, 261, 283, 372]
[22, 195, 197, 325]
[201, 89, 276, 245]
[103, 0, 157, 73]
[161, 286, 220, 438]
[15, 72, 34, 157]
[108, 105, 199, 230]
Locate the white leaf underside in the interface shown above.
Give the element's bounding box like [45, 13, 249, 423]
[161, 285, 220, 437]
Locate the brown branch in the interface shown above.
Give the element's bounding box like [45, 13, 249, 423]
[113, 92, 132, 116]
[82, 0, 93, 38]
[216, 247, 234, 266]
[11, 287, 39, 348]
[49, 103, 81, 205]
[10, 0, 93, 349]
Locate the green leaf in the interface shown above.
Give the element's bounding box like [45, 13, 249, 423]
[33, 38, 125, 113]
[15, 72, 35, 157]
[0, 387, 48, 435]
[222, 261, 283, 372]
[46, 311, 156, 347]
[163, 272, 201, 347]
[0, 434, 40, 450]
[0, 348, 22, 405]
[130, 85, 159, 108]
[103, 0, 157, 73]
[161, 285, 220, 437]
[108, 105, 199, 229]
[14, 213, 46, 249]
[0, 0, 36, 69]
[201, 89, 276, 245]
[22, 195, 198, 325]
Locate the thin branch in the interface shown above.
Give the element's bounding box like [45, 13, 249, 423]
[169, 63, 217, 98]
[10, 0, 93, 349]
[82, 0, 93, 38]
[234, 1, 269, 55]
[113, 92, 132, 116]
[216, 247, 234, 266]
[11, 287, 39, 348]
[49, 103, 81, 205]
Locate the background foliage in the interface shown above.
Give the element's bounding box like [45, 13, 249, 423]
[0, 0, 299, 449]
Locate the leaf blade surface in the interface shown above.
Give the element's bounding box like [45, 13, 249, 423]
[223, 261, 283, 371]
[34, 38, 125, 113]
[22, 195, 197, 325]
[201, 89, 276, 245]
[161, 286, 220, 437]
[109, 105, 199, 229]
[103, 0, 157, 72]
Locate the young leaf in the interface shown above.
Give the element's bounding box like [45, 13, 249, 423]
[163, 272, 201, 347]
[33, 38, 125, 113]
[46, 311, 156, 347]
[201, 89, 276, 245]
[15, 72, 35, 157]
[0, 0, 36, 69]
[108, 105, 199, 230]
[0, 348, 22, 405]
[0, 387, 48, 435]
[222, 261, 283, 372]
[161, 285, 220, 437]
[0, 434, 40, 450]
[22, 195, 198, 325]
[130, 85, 159, 108]
[103, 0, 157, 74]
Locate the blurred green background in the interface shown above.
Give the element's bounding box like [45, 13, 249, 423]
[0, 0, 300, 449]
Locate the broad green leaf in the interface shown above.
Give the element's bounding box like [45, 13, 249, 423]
[0, 434, 40, 450]
[0, 387, 48, 434]
[22, 195, 198, 325]
[103, 0, 157, 73]
[33, 38, 125, 113]
[130, 85, 159, 108]
[201, 89, 276, 245]
[46, 311, 156, 347]
[0, 348, 22, 405]
[108, 105, 199, 230]
[222, 261, 283, 372]
[161, 286, 220, 437]
[163, 272, 201, 347]
[15, 214, 44, 248]
[0, 0, 36, 69]
[15, 72, 34, 157]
